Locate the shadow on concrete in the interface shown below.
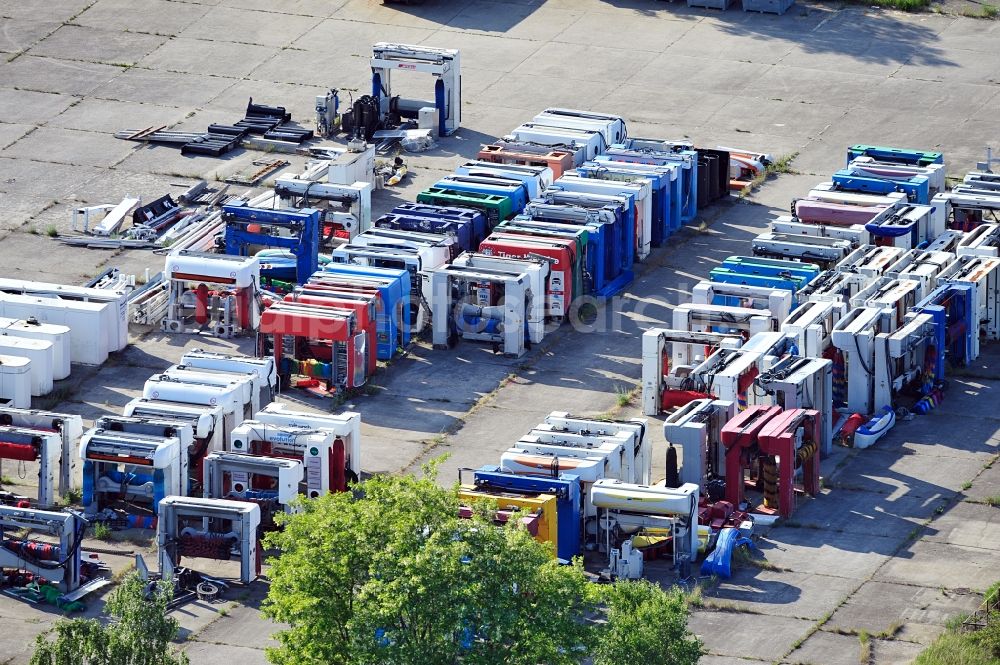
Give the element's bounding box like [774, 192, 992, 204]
[380, 0, 545, 33]
[599, 1, 956, 68]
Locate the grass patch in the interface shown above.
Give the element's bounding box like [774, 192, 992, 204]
[859, 629, 871, 664]
[914, 625, 1000, 665]
[91, 522, 112, 541]
[877, 621, 904, 639]
[962, 481, 973, 491]
[614, 384, 636, 408]
[985, 495, 1000, 507]
[0, 475, 15, 486]
[984, 4, 1000, 18]
[63, 486, 82, 506]
[45, 225, 59, 238]
[846, 0, 930, 10]
[739, 151, 799, 197]
[732, 546, 787, 572]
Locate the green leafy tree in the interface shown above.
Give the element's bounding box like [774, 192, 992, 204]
[591, 579, 703, 665]
[262, 463, 595, 665]
[30, 573, 189, 665]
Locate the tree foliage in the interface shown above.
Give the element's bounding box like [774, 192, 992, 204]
[264, 462, 702, 665]
[263, 463, 595, 665]
[591, 579, 702, 665]
[30, 573, 189, 665]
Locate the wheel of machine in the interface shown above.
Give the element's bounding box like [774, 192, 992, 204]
[196, 582, 219, 602]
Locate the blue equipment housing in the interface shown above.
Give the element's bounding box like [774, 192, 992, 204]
[832, 169, 931, 204]
[320, 264, 411, 358]
[720, 256, 821, 286]
[594, 157, 683, 236]
[223, 203, 321, 284]
[517, 205, 613, 296]
[375, 213, 476, 254]
[473, 465, 582, 561]
[576, 161, 674, 246]
[82, 464, 167, 514]
[391, 203, 488, 245]
[604, 144, 699, 224]
[700, 527, 756, 579]
[433, 175, 530, 216]
[846, 145, 944, 167]
[543, 188, 635, 272]
[526, 196, 633, 297]
[865, 210, 923, 248]
[913, 283, 977, 369]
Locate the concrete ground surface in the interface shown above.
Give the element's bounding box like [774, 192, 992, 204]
[1, 0, 1000, 663]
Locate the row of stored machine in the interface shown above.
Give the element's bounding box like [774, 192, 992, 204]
[0, 350, 367, 596]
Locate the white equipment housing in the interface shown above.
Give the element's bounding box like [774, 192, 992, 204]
[751, 232, 854, 268]
[93, 415, 195, 493]
[640, 328, 742, 416]
[0, 355, 31, 408]
[179, 349, 277, 409]
[771, 216, 871, 246]
[850, 278, 921, 330]
[940, 255, 1000, 340]
[162, 365, 260, 417]
[591, 479, 700, 564]
[142, 375, 247, 444]
[672, 303, 777, 336]
[831, 307, 887, 414]
[0, 505, 86, 591]
[451, 252, 548, 341]
[526, 425, 648, 487]
[229, 420, 345, 497]
[756, 356, 834, 455]
[0, 407, 82, 500]
[157, 496, 260, 584]
[534, 109, 627, 145]
[122, 398, 225, 484]
[253, 403, 361, 481]
[203, 452, 302, 513]
[428, 262, 534, 358]
[554, 174, 652, 260]
[79, 428, 184, 515]
[808, 186, 907, 209]
[0, 279, 128, 358]
[541, 412, 650, 485]
[0, 426, 61, 506]
[885, 250, 956, 300]
[0, 318, 71, 380]
[353, 228, 456, 264]
[664, 398, 735, 486]
[957, 223, 1000, 257]
[781, 300, 847, 358]
[507, 123, 605, 163]
[874, 312, 938, 404]
[0, 336, 53, 396]
[929, 191, 1000, 238]
[800, 271, 872, 304]
[162, 251, 260, 338]
[924, 230, 966, 253]
[0, 293, 115, 366]
[686, 347, 769, 409]
[836, 245, 908, 278]
[692, 281, 793, 323]
[500, 443, 616, 518]
[274, 174, 373, 240]
[372, 42, 461, 136]
[72, 196, 141, 236]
